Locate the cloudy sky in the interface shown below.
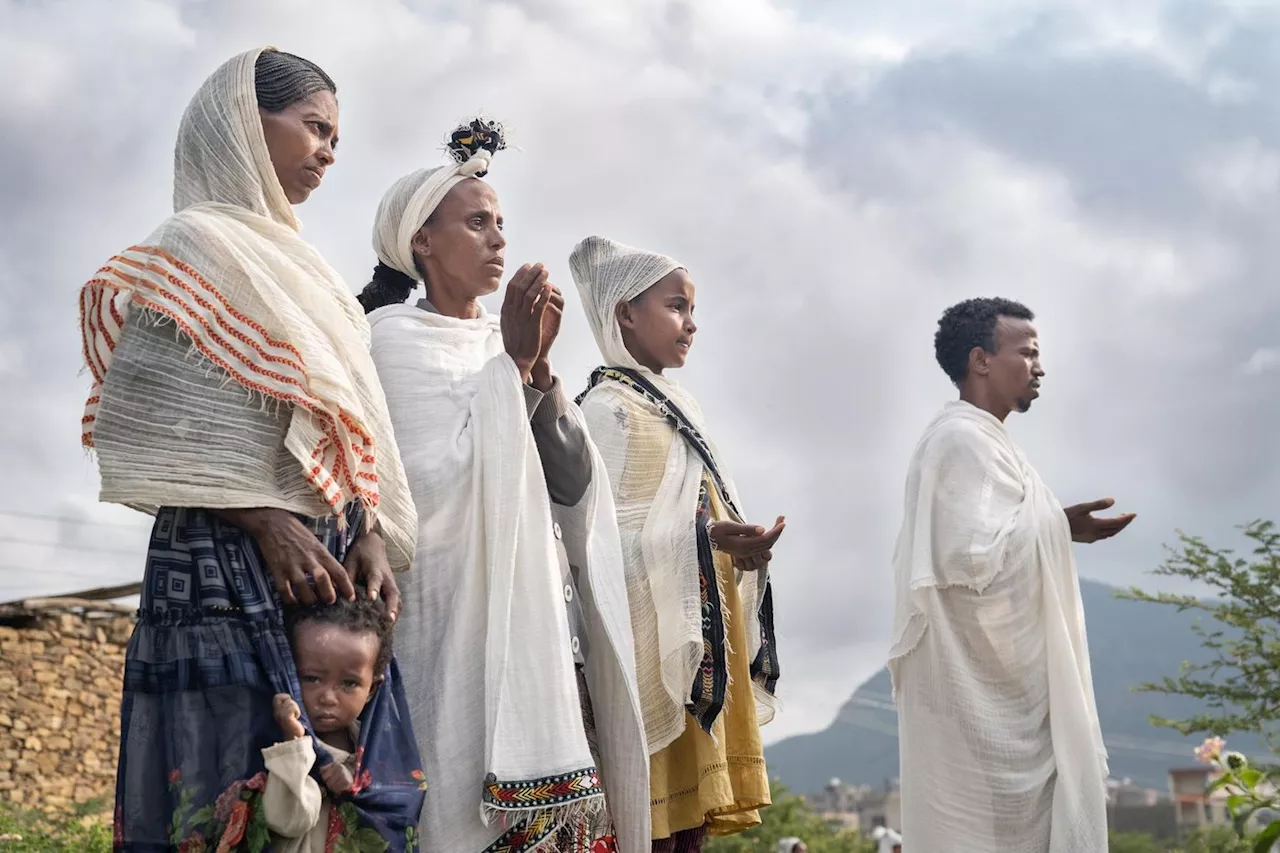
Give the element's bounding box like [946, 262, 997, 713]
[2, 0, 1278, 742]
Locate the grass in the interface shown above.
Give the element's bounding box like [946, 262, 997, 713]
[0, 800, 112, 852]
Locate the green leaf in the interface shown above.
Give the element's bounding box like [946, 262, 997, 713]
[355, 827, 391, 853]
[188, 804, 216, 829]
[1242, 768, 1265, 788]
[246, 805, 271, 853]
[1235, 803, 1260, 837]
[1253, 820, 1280, 853]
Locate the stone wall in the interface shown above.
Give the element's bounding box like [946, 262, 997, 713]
[0, 600, 133, 817]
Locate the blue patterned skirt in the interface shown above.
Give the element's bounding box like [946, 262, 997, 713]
[113, 506, 425, 852]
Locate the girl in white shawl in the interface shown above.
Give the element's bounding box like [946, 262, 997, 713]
[571, 237, 784, 851]
[359, 121, 649, 853]
[79, 48, 421, 849]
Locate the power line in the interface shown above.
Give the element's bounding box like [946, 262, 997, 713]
[0, 535, 141, 557]
[0, 509, 149, 530]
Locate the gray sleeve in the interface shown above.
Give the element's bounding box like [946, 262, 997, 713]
[525, 377, 592, 506]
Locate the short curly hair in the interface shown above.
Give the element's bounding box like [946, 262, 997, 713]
[934, 297, 1035, 384]
[285, 589, 395, 675]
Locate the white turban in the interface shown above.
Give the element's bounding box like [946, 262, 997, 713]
[373, 118, 508, 281]
[568, 235, 682, 370]
[371, 152, 492, 281]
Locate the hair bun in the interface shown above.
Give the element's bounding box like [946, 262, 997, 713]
[358, 261, 418, 314]
[445, 116, 507, 177]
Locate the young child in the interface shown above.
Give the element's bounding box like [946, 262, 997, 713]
[571, 236, 785, 850]
[261, 593, 395, 852]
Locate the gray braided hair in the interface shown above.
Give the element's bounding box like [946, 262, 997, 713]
[254, 49, 336, 113]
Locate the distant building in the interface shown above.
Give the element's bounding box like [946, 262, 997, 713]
[1106, 776, 1176, 838]
[862, 783, 901, 833]
[804, 778, 900, 838]
[1169, 766, 1230, 829]
[1169, 765, 1276, 835]
[1108, 777, 1160, 808]
[807, 777, 865, 814]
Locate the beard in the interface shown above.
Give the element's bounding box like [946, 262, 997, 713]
[1015, 396, 1033, 413]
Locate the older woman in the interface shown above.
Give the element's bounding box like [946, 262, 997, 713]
[358, 120, 649, 853]
[80, 48, 422, 850]
[571, 237, 784, 851]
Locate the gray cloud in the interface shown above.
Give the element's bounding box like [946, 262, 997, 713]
[2, 0, 1277, 742]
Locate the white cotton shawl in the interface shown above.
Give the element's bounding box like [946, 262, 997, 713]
[888, 401, 1108, 852]
[78, 47, 415, 566]
[571, 235, 776, 755]
[368, 304, 649, 853]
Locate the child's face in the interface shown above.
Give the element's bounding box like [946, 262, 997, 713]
[618, 269, 697, 373]
[293, 621, 381, 737]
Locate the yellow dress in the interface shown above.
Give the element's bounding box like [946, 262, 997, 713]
[646, 479, 771, 839]
[598, 382, 773, 841]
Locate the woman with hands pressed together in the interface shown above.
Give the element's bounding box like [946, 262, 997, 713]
[361, 119, 649, 853]
[78, 48, 421, 849]
[572, 237, 783, 851]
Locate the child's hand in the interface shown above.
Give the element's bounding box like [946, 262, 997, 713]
[709, 517, 785, 568]
[320, 762, 355, 795]
[272, 693, 306, 740]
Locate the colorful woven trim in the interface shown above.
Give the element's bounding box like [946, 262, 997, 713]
[482, 767, 602, 811]
[750, 582, 780, 694]
[482, 810, 559, 853]
[690, 483, 729, 734]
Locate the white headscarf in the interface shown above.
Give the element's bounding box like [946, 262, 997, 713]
[570, 235, 682, 372]
[171, 49, 300, 230]
[371, 124, 500, 281]
[79, 47, 416, 566]
[571, 236, 777, 754]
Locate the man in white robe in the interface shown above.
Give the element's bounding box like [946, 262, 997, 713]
[888, 297, 1135, 853]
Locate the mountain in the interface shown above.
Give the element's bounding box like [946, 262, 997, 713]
[764, 579, 1266, 794]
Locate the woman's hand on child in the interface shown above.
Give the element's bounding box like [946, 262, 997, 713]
[343, 528, 401, 622]
[220, 508, 355, 606]
[273, 694, 306, 740]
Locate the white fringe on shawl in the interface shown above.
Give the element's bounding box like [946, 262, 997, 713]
[368, 304, 649, 853]
[888, 401, 1108, 852]
[571, 235, 776, 755]
[78, 47, 415, 565]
